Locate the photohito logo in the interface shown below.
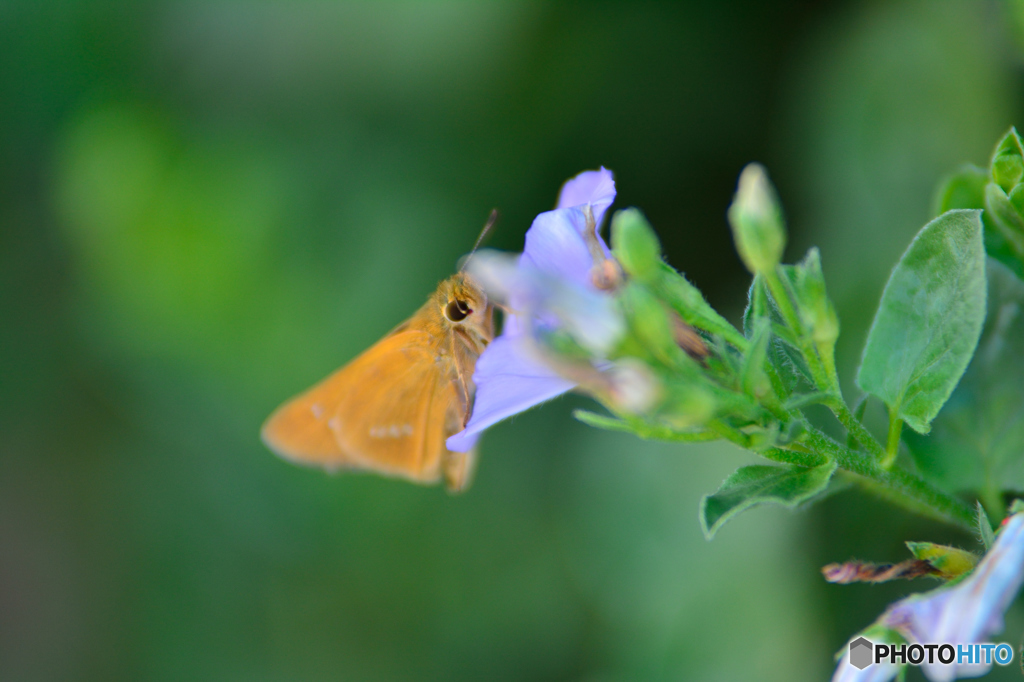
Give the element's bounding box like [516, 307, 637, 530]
[848, 637, 1014, 671]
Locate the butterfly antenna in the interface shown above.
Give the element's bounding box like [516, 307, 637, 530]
[461, 209, 500, 272]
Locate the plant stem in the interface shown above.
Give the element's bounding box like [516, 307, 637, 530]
[706, 419, 750, 449]
[762, 446, 827, 468]
[883, 407, 903, 469]
[765, 267, 887, 463]
[799, 427, 975, 531]
[828, 397, 886, 462]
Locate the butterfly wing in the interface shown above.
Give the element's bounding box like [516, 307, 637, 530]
[261, 329, 460, 484]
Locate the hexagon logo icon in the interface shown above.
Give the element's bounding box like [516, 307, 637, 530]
[849, 637, 873, 670]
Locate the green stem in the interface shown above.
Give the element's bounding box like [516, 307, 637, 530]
[800, 427, 975, 531]
[706, 419, 750, 449]
[762, 446, 827, 468]
[883, 408, 903, 469]
[829, 398, 886, 462]
[817, 340, 840, 393]
[765, 268, 887, 464]
[846, 396, 869, 451]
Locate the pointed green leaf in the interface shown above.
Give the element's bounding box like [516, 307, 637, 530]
[977, 502, 995, 550]
[700, 461, 836, 539]
[983, 213, 1024, 282]
[742, 275, 769, 339]
[655, 263, 748, 351]
[743, 276, 812, 397]
[985, 183, 1024, 255]
[788, 248, 839, 348]
[904, 260, 1024, 492]
[573, 409, 717, 443]
[856, 209, 986, 434]
[739, 319, 771, 400]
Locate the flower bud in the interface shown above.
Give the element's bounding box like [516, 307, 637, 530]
[618, 282, 687, 369]
[611, 208, 662, 282]
[991, 128, 1024, 193]
[984, 182, 1024, 256]
[728, 163, 787, 275]
[904, 541, 977, 580]
[604, 359, 660, 414]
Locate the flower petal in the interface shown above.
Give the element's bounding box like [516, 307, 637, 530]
[521, 207, 601, 289]
[520, 168, 616, 287]
[556, 166, 616, 226]
[446, 335, 575, 452]
[881, 513, 1024, 682]
[449, 167, 617, 450]
[469, 250, 624, 356]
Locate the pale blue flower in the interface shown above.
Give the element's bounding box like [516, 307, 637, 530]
[883, 513, 1024, 682]
[446, 168, 617, 452]
[831, 512, 1024, 682]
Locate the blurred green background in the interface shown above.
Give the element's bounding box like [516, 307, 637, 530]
[3, 2, 1024, 680]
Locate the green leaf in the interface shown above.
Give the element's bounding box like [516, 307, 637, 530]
[983, 213, 1024, 282]
[976, 502, 995, 550]
[904, 260, 1024, 493]
[933, 164, 987, 214]
[699, 461, 836, 539]
[931, 162, 1024, 279]
[786, 248, 839, 348]
[742, 276, 812, 397]
[981, 129, 1024, 278]
[573, 409, 717, 443]
[739, 319, 771, 400]
[856, 209, 987, 434]
[654, 263, 747, 351]
[742, 275, 769, 338]
[984, 182, 1024, 263]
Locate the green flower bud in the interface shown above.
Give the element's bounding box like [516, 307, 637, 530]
[727, 163, 787, 275]
[905, 542, 977, 580]
[618, 282, 684, 368]
[985, 182, 1024, 257]
[662, 383, 717, 430]
[611, 208, 662, 282]
[991, 127, 1024, 193]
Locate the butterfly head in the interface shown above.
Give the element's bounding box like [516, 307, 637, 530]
[438, 273, 489, 328]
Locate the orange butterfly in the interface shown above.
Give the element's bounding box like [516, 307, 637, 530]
[261, 222, 496, 492]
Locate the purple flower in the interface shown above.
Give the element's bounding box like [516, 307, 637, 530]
[831, 512, 1024, 682]
[446, 168, 617, 452]
[883, 513, 1024, 682]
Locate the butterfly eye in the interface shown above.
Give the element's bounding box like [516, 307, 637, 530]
[445, 299, 472, 322]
